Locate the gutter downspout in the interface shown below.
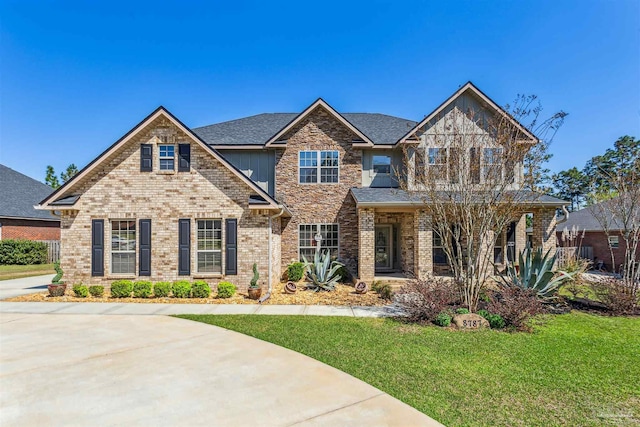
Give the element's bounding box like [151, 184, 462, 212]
[259, 206, 286, 304]
[556, 205, 570, 225]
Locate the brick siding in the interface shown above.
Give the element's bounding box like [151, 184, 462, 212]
[0, 218, 60, 241]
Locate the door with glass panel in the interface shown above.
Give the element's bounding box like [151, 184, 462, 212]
[375, 225, 393, 270]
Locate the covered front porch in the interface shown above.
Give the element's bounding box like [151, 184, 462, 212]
[352, 189, 563, 283]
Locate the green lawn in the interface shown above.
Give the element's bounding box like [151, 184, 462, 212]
[0, 263, 55, 281]
[178, 313, 640, 427]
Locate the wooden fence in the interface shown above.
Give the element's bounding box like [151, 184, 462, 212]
[556, 246, 593, 267]
[39, 240, 60, 263]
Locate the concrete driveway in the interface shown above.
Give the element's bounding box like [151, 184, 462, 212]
[0, 313, 442, 427]
[0, 274, 54, 300]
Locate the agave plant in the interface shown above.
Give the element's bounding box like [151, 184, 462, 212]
[302, 251, 344, 292]
[499, 247, 577, 300]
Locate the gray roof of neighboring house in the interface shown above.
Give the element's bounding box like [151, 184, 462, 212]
[350, 187, 567, 207]
[0, 164, 59, 221]
[558, 199, 626, 232]
[192, 113, 417, 147]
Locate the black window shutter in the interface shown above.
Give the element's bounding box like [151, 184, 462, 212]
[225, 218, 237, 275]
[470, 148, 480, 184]
[178, 144, 190, 172]
[91, 219, 104, 277]
[140, 144, 153, 172]
[178, 219, 190, 275]
[139, 219, 151, 276]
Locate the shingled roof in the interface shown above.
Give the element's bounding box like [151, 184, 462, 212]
[193, 113, 417, 147]
[0, 164, 58, 221]
[559, 199, 628, 232]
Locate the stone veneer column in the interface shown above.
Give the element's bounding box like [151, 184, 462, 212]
[358, 208, 375, 283]
[413, 210, 432, 280]
[532, 208, 557, 254]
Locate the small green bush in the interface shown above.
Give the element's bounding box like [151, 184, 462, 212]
[377, 283, 393, 300]
[217, 281, 236, 298]
[172, 280, 192, 298]
[336, 266, 350, 283]
[110, 280, 133, 298]
[153, 281, 171, 298]
[487, 313, 506, 329]
[88, 285, 104, 297]
[434, 312, 452, 327]
[456, 308, 470, 314]
[73, 284, 88, 298]
[133, 281, 153, 298]
[287, 262, 305, 282]
[0, 239, 48, 265]
[477, 309, 490, 319]
[192, 281, 211, 298]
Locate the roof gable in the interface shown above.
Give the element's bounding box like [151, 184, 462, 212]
[37, 107, 280, 209]
[399, 82, 538, 144]
[264, 98, 375, 147]
[0, 164, 57, 220]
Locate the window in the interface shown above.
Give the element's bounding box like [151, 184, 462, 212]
[373, 155, 391, 175]
[299, 223, 339, 260]
[608, 235, 619, 248]
[299, 151, 339, 183]
[111, 220, 135, 274]
[159, 145, 175, 170]
[428, 148, 447, 180]
[494, 231, 505, 264]
[482, 148, 503, 182]
[433, 229, 448, 265]
[197, 220, 222, 273]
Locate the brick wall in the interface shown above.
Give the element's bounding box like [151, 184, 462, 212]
[556, 230, 635, 272]
[58, 116, 272, 290]
[0, 218, 60, 240]
[275, 106, 362, 274]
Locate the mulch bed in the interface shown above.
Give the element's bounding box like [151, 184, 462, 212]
[5, 282, 388, 306]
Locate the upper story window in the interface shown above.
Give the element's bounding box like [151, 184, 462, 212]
[159, 145, 175, 171]
[482, 148, 503, 182]
[428, 148, 447, 180]
[299, 150, 339, 184]
[373, 155, 391, 176]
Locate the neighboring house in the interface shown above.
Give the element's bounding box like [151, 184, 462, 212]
[37, 82, 565, 289]
[557, 200, 638, 272]
[0, 164, 60, 241]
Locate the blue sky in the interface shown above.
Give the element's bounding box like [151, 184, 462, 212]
[1, 0, 638, 183]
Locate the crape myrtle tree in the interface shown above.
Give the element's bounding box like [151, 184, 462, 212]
[400, 95, 566, 311]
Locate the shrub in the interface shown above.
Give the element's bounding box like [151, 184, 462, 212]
[217, 281, 236, 298]
[88, 285, 104, 297]
[153, 281, 171, 298]
[172, 280, 192, 298]
[0, 239, 48, 265]
[287, 262, 305, 282]
[592, 278, 639, 316]
[372, 282, 393, 300]
[52, 261, 64, 284]
[73, 284, 88, 298]
[477, 309, 490, 319]
[192, 281, 211, 298]
[110, 280, 133, 298]
[456, 308, 470, 314]
[486, 313, 506, 329]
[133, 281, 153, 298]
[395, 278, 459, 323]
[487, 287, 544, 331]
[434, 311, 452, 327]
[336, 265, 351, 283]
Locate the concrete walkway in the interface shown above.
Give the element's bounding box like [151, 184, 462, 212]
[0, 274, 54, 300]
[0, 313, 442, 426]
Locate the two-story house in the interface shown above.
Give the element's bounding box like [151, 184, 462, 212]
[37, 82, 566, 289]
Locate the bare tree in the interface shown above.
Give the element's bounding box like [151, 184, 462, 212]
[399, 95, 566, 311]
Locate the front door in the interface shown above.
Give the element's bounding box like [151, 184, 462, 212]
[375, 225, 392, 270]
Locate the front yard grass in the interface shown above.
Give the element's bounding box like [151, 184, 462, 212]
[0, 263, 54, 281]
[178, 312, 640, 427]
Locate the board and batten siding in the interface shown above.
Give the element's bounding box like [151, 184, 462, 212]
[361, 149, 403, 188]
[218, 150, 275, 196]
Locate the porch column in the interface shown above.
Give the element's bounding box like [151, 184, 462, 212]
[479, 229, 495, 279]
[358, 208, 375, 283]
[532, 208, 557, 254]
[515, 213, 527, 254]
[413, 210, 432, 280]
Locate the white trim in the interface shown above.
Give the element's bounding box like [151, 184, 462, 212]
[298, 223, 340, 261]
[265, 98, 374, 147]
[298, 150, 340, 184]
[195, 218, 223, 274]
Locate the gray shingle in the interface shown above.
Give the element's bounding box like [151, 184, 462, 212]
[192, 113, 417, 146]
[0, 164, 58, 220]
[558, 199, 626, 232]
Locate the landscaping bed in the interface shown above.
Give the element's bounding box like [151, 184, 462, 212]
[5, 281, 388, 306]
